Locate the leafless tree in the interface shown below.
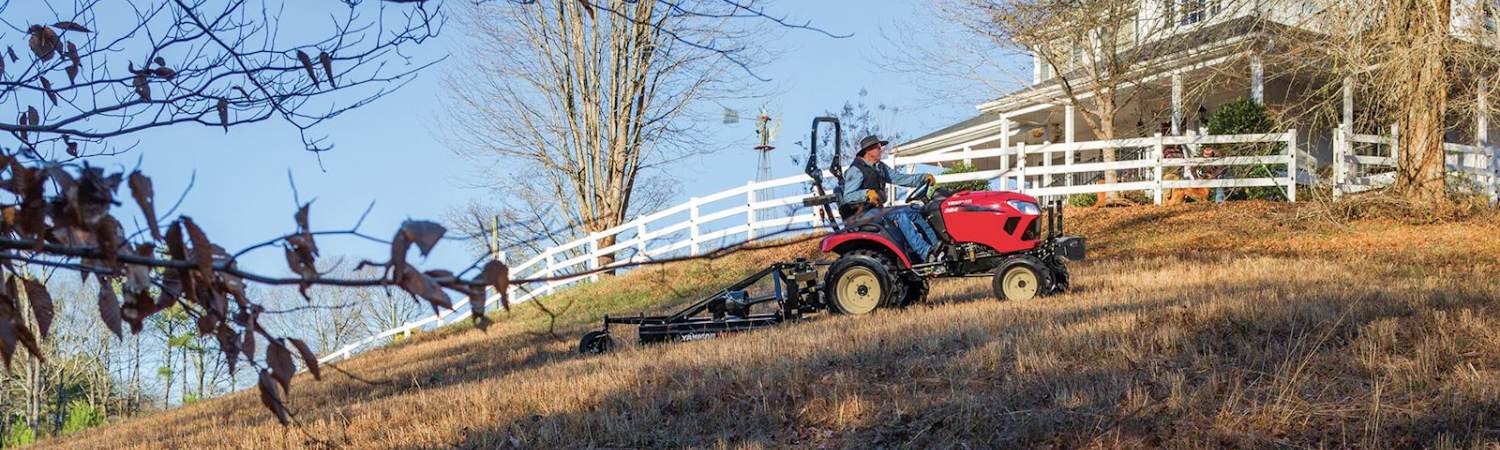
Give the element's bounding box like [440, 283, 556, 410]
[440, 0, 776, 270]
[942, 0, 1237, 200]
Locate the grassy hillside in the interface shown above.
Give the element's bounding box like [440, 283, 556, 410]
[46, 202, 1500, 449]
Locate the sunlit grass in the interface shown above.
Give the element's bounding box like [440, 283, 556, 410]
[45, 201, 1500, 449]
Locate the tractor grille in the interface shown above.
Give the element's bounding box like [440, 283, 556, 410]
[1021, 219, 1040, 241]
[1003, 217, 1020, 235]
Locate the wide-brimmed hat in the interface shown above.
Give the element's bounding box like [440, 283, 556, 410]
[855, 135, 889, 156]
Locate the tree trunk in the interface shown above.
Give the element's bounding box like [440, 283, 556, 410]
[1391, 0, 1449, 202]
[1097, 96, 1120, 201]
[595, 234, 617, 276]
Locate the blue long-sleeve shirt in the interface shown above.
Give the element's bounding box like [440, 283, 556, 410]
[839, 159, 927, 205]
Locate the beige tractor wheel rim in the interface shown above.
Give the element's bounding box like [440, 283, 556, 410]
[835, 266, 881, 314]
[1002, 266, 1039, 300]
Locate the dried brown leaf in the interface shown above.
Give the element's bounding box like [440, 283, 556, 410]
[289, 338, 321, 380]
[216, 98, 229, 133]
[97, 281, 123, 339]
[268, 339, 295, 393]
[398, 265, 451, 311]
[27, 25, 59, 61]
[257, 371, 290, 425]
[52, 21, 91, 33]
[0, 316, 14, 369]
[296, 50, 318, 87]
[319, 51, 335, 87]
[128, 171, 160, 241]
[22, 279, 53, 337]
[132, 73, 150, 101]
[181, 216, 213, 274]
[468, 291, 491, 331]
[400, 220, 445, 257]
[481, 260, 510, 311]
[26, 106, 38, 127]
[66, 41, 79, 67]
[40, 77, 55, 105]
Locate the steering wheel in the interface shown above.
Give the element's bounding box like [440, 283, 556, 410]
[904, 177, 933, 204]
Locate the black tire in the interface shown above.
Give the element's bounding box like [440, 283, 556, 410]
[991, 255, 1055, 301]
[578, 330, 613, 354]
[1049, 258, 1071, 294]
[899, 278, 929, 307]
[824, 249, 906, 315]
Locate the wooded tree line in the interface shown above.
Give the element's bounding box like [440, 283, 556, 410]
[0, 270, 426, 445]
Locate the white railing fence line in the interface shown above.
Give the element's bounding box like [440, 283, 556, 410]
[1335, 127, 1499, 198]
[328, 127, 1489, 364]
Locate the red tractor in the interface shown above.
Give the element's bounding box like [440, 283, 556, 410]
[807, 116, 1084, 315]
[577, 117, 1084, 354]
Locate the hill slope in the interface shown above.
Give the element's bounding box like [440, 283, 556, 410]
[48, 202, 1500, 449]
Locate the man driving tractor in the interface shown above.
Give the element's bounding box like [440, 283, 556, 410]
[840, 135, 939, 262]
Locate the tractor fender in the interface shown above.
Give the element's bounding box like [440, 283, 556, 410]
[820, 232, 913, 268]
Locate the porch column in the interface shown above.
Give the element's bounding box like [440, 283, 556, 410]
[1000, 115, 1012, 173]
[1064, 103, 1075, 143]
[1171, 71, 1183, 135]
[1065, 103, 1076, 186]
[1336, 76, 1353, 198]
[1250, 53, 1264, 104]
[1479, 77, 1489, 148]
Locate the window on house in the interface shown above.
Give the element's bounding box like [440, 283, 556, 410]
[1181, 0, 1207, 26]
[1485, 1, 1498, 33]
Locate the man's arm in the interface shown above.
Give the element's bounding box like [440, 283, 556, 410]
[840, 167, 869, 205]
[885, 164, 933, 188]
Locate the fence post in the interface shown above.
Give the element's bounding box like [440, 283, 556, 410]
[689, 197, 701, 256]
[1042, 144, 1053, 188]
[1153, 133, 1165, 205]
[1016, 142, 1028, 193]
[587, 234, 599, 282]
[1065, 144, 1075, 187]
[635, 223, 648, 262]
[1286, 128, 1298, 203]
[1390, 123, 1399, 164]
[745, 180, 757, 241]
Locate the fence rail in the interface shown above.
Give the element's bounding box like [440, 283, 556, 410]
[321, 128, 1327, 363]
[1336, 129, 1499, 198]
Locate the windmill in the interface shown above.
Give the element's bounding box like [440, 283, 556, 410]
[723, 105, 780, 182]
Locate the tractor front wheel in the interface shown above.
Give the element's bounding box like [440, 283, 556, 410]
[992, 256, 1055, 301]
[825, 250, 905, 315]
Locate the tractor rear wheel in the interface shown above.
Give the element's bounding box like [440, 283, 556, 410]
[825, 250, 905, 315]
[992, 256, 1054, 301]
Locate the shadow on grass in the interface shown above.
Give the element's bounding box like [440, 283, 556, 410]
[433, 260, 1500, 449]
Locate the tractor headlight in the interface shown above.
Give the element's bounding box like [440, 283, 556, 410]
[1007, 200, 1041, 215]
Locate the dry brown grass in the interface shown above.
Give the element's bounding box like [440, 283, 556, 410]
[44, 202, 1500, 449]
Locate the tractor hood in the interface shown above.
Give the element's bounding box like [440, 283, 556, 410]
[939, 191, 1040, 215]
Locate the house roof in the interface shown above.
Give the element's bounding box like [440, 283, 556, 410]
[898, 111, 1003, 149]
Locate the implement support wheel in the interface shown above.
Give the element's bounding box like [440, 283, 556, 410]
[578, 330, 613, 354]
[992, 256, 1054, 301]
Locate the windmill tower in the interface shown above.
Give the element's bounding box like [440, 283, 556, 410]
[724, 105, 780, 182]
[753, 110, 779, 182]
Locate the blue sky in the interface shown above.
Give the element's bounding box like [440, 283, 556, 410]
[11, 1, 1029, 274]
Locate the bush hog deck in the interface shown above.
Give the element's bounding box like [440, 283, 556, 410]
[578, 117, 1086, 354]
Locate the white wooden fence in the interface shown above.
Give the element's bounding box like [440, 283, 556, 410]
[320, 129, 1315, 363]
[1334, 128, 1500, 198]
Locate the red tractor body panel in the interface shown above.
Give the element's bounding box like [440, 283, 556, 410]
[819, 232, 914, 268]
[939, 191, 1043, 254]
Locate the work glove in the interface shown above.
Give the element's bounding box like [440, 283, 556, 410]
[923, 174, 936, 185]
[864, 189, 882, 206]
